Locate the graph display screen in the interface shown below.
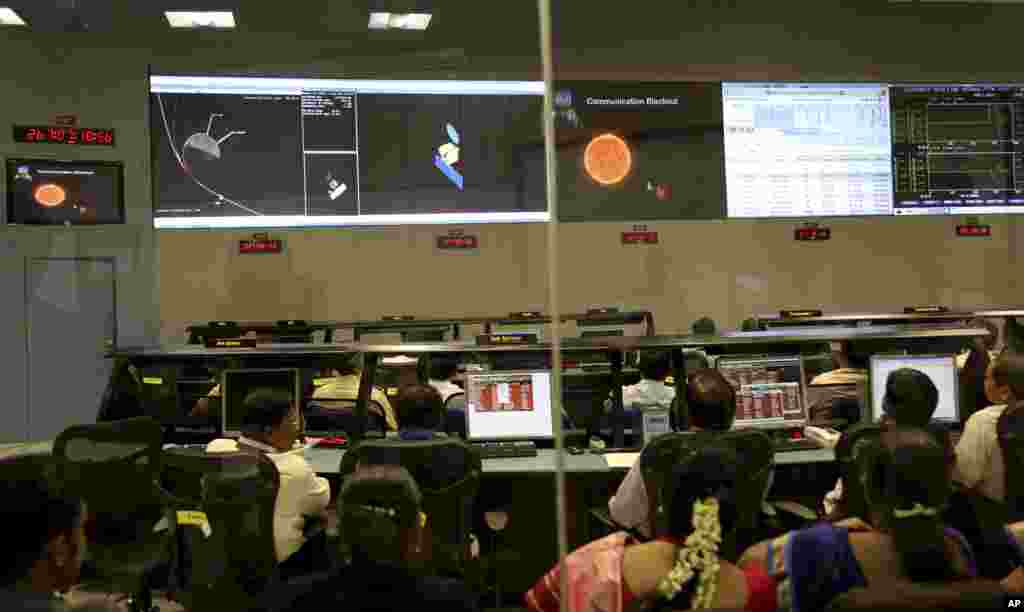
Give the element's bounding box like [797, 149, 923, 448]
[891, 84, 1024, 215]
[723, 82, 894, 218]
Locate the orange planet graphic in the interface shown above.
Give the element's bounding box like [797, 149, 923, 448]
[34, 183, 67, 208]
[584, 133, 632, 186]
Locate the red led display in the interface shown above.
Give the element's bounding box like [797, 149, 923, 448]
[13, 125, 115, 147]
[436, 235, 478, 249]
[956, 224, 991, 237]
[621, 231, 659, 244]
[239, 239, 283, 254]
[794, 227, 831, 241]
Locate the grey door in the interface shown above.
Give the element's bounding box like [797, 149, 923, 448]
[26, 257, 117, 441]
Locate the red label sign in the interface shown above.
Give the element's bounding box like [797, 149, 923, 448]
[13, 125, 115, 146]
[239, 239, 283, 254]
[621, 231, 659, 244]
[956, 224, 991, 237]
[794, 227, 831, 241]
[436, 235, 478, 249]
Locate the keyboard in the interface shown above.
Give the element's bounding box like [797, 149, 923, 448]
[471, 441, 538, 459]
[774, 437, 823, 452]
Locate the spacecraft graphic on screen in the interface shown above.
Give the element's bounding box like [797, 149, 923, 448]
[185, 113, 247, 160]
[326, 172, 348, 200]
[434, 122, 464, 190]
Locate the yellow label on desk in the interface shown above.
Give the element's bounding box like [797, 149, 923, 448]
[176, 510, 211, 537]
[142, 377, 164, 385]
[665, 376, 675, 385]
[312, 378, 329, 387]
[387, 387, 399, 396]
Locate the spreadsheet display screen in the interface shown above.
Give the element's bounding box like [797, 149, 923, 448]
[723, 82, 894, 218]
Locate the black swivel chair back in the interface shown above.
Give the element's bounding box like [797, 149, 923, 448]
[718, 428, 775, 555]
[639, 431, 720, 540]
[339, 438, 481, 577]
[53, 417, 172, 612]
[161, 448, 280, 612]
[998, 406, 1024, 520]
[305, 399, 387, 434]
[444, 393, 467, 438]
[833, 423, 885, 521]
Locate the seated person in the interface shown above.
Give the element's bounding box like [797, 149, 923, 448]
[609, 368, 737, 537]
[609, 351, 676, 412]
[955, 350, 1018, 503]
[956, 318, 1000, 371]
[741, 426, 977, 612]
[388, 384, 448, 441]
[262, 465, 477, 612]
[311, 357, 398, 431]
[809, 341, 869, 386]
[958, 319, 1001, 421]
[0, 459, 115, 612]
[824, 367, 946, 517]
[806, 342, 869, 423]
[427, 355, 463, 403]
[527, 444, 775, 612]
[205, 389, 331, 572]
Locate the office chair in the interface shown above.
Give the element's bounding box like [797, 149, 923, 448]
[444, 393, 467, 438]
[160, 448, 280, 612]
[831, 423, 885, 521]
[339, 438, 481, 579]
[639, 431, 721, 538]
[53, 417, 174, 612]
[943, 486, 1020, 580]
[998, 407, 1024, 521]
[825, 579, 1004, 611]
[305, 399, 387, 435]
[717, 429, 776, 555]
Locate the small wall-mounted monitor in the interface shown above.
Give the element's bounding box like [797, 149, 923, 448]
[5, 158, 125, 225]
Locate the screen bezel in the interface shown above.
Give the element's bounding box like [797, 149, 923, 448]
[464, 369, 555, 441]
[717, 355, 809, 430]
[868, 353, 960, 423]
[5, 158, 126, 226]
[221, 368, 301, 438]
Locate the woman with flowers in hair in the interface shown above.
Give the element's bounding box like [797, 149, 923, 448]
[740, 426, 978, 612]
[525, 444, 777, 612]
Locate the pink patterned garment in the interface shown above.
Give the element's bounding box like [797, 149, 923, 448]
[526, 532, 632, 612]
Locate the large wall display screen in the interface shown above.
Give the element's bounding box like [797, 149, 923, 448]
[150, 75, 547, 228]
[723, 82, 894, 218]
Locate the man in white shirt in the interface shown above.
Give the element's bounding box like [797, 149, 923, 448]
[954, 351, 1013, 502]
[205, 388, 331, 570]
[608, 368, 737, 537]
[610, 351, 676, 413]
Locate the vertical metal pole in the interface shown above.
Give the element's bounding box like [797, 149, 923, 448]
[610, 350, 625, 448]
[354, 352, 379, 442]
[671, 348, 688, 430]
[537, 1, 568, 610]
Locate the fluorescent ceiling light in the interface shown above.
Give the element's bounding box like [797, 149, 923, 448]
[368, 12, 432, 30]
[0, 7, 26, 26]
[165, 11, 236, 29]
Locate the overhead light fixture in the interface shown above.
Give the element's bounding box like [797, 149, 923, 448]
[368, 12, 432, 30]
[0, 7, 27, 26]
[165, 10, 236, 29]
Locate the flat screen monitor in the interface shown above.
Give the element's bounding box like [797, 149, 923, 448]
[869, 354, 958, 423]
[6, 158, 125, 225]
[221, 368, 301, 437]
[464, 370, 554, 440]
[551, 81, 725, 221]
[150, 75, 546, 229]
[722, 82, 894, 218]
[717, 356, 808, 429]
[890, 84, 1024, 215]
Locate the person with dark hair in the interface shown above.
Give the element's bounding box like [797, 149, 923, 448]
[955, 350, 1019, 503]
[206, 388, 331, 570]
[311, 354, 398, 431]
[824, 367, 944, 517]
[741, 427, 977, 612]
[809, 341, 870, 386]
[526, 444, 776, 612]
[0, 459, 114, 611]
[609, 369, 738, 537]
[262, 465, 477, 612]
[427, 355, 463, 403]
[387, 384, 447, 440]
[612, 351, 676, 412]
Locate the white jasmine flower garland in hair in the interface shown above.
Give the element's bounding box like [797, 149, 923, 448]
[656, 497, 722, 608]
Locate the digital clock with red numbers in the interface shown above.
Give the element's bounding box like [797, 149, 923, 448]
[436, 235, 478, 249]
[13, 125, 116, 147]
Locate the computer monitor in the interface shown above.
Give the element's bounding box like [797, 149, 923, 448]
[221, 368, 301, 437]
[869, 354, 959, 423]
[464, 370, 554, 440]
[717, 356, 808, 429]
